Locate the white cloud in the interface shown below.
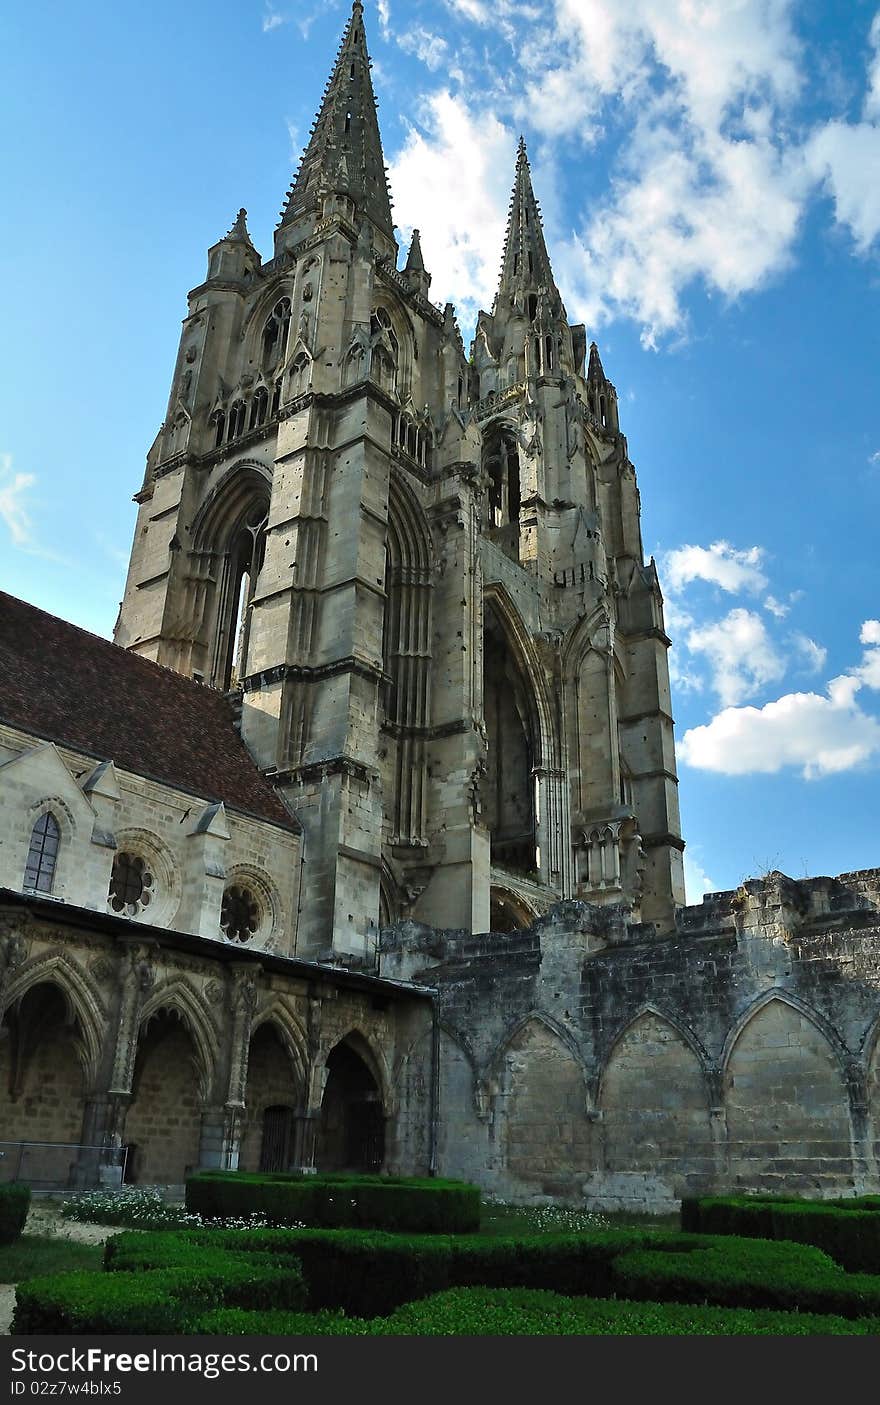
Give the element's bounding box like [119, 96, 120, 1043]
[687, 607, 785, 706]
[792, 634, 827, 673]
[679, 685, 880, 779]
[680, 620, 880, 778]
[388, 92, 515, 323]
[806, 120, 880, 252]
[0, 452, 35, 547]
[397, 26, 449, 72]
[377, 0, 392, 41]
[262, 6, 286, 32]
[764, 594, 789, 619]
[683, 849, 717, 903]
[662, 540, 768, 595]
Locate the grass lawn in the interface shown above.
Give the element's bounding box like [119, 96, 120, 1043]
[0, 1237, 103, 1282]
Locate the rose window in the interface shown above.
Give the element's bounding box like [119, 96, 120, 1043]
[221, 885, 260, 942]
[108, 852, 154, 916]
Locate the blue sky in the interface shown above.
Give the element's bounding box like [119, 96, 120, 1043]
[2, 0, 879, 902]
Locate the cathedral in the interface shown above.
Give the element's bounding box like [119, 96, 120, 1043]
[2, 3, 880, 1208]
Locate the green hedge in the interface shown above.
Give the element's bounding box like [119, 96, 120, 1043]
[185, 1171, 480, 1234]
[109, 1225, 673, 1316]
[612, 1235, 880, 1318]
[0, 1184, 30, 1246]
[681, 1196, 880, 1273]
[197, 1288, 880, 1337]
[15, 1252, 307, 1335]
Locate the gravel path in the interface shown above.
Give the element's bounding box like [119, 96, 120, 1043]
[2, 1203, 123, 1335]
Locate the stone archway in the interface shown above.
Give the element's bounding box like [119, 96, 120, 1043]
[0, 982, 88, 1186]
[239, 1021, 303, 1173]
[316, 1040, 385, 1173]
[124, 1010, 203, 1184]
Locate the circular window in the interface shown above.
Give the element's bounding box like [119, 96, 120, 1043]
[221, 885, 260, 943]
[108, 853, 154, 916]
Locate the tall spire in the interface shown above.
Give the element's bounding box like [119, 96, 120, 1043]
[278, 1, 393, 246]
[494, 138, 561, 315]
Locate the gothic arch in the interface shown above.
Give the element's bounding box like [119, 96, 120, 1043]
[239, 282, 295, 356]
[598, 1005, 712, 1104]
[192, 461, 272, 688]
[137, 979, 219, 1104]
[489, 884, 539, 932]
[723, 990, 854, 1191]
[721, 990, 850, 1078]
[599, 1007, 715, 1193]
[250, 1001, 308, 1085]
[3, 953, 105, 1086]
[318, 1027, 393, 1114]
[382, 467, 433, 844]
[481, 584, 563, 884]
[486, 1010, 589, 1099]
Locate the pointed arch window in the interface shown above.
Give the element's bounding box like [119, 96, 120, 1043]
[23, 812, 60, 894]
[211, 408, 226, 449]
[227, 400, 247, 442]
[250, 385, 269, 429]
[223, 508, 269, 689]
[262, 298, 292, 372]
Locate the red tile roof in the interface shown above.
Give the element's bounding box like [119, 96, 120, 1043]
[0, 592, 296, 831]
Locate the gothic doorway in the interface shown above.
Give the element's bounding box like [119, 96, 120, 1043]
[259, 1105, 295, 1172]
[316, 1040, 385, 1173]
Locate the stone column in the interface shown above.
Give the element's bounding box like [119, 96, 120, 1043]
[105, 940, 157, 1179]
[217, 965, 260, 1171]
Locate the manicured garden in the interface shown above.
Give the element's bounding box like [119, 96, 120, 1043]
[7, 1179, 880, 1336]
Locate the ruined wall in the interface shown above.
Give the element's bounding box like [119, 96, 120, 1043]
[381, 868, 880, 1209]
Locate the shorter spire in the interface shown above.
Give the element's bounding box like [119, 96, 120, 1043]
[587, 341, 606, 382]
[225, 208, 254, 245]
[405, 228, 426, 274]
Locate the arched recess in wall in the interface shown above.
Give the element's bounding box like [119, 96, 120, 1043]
[123, 983, 218, 1185]
[599, 1009, 714, 1197]
[864, 1014, 880, 1170]
[561, 608, 626, 823]
[381, 467, 433, 846]
[723, 994, 854, 1193]
[239, 1013, 307, 1173]
[315, 1033, 388, 1174]
[491, 1014, 592, 1193]
[489, 884, 538, 933]
[481, 418, 521, 561]
[480, 588, 561, 884]
[191, 462, 272, 688]
[0, 977, 94, 1170]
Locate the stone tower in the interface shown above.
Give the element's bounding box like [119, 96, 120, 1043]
[115, 1, 685, 960]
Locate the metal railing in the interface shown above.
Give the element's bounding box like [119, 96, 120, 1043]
[0, 1140, 127, 1191]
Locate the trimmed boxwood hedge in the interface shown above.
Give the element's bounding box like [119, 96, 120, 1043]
[0, 1183, 31, 1246]
[611, 1235, 880, 1318]
[107, 1225, 671, 1315]
[15, 1252, 307, 1335]
[185, 1171, 480, 1233]
[31, 1222, 880, 1333]
[197, 1289, 880, 1337]
[681, 1196, 880, 1273]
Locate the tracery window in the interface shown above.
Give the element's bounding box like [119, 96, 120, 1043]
[250, 385, 269, 429]
[108, 852, 154, 916]
[23, 812, 60, 894]
[262, 298, 292, 372]
[221, 884, 260, 942]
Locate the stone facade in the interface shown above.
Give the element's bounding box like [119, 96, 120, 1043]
[2, 3, 879, 1207]
[380, 869, 880, 1207]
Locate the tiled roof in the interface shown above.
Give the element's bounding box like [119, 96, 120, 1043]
[0, 592, 296, 831]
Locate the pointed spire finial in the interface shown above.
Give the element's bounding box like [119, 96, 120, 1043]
[226, 208, 253, 244]
[493, 140, 561, 316]
[588, 341, 607, 382]
[405, 228, 426, 273]
[276, 0, 393, 249]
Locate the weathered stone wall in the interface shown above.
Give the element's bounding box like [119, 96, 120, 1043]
[0, 896, 434, 1188]
[381, 868, 880, 1209]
